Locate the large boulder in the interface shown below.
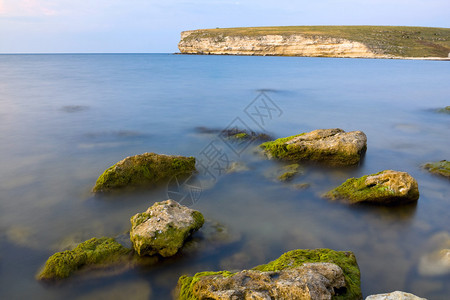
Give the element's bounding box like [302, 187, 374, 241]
[176, 248, 362, 300]
[130, 200, 204, 257]
[260, 128, 367, 166]
[37, 237, 131, 280]
[93, 153, 196, 193]
[324, 170, 419, 205]
[422, 160, 450, 178]
[365, 291, 427, 300]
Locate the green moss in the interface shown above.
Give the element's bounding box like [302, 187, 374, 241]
[176, 248, 361, 300]
[93, 153, 196, 193]
[260, 133, 364, 166]
[423, 160, 450, 178]
[232, 132, 249, 139]
[277, 164, 302, 182]
[324, 172, 397, 204]
[130, 210, 204, 257]
[37, 237, 131, 280]
[252, 249, 361, 300]
[177, 271, 235, 300]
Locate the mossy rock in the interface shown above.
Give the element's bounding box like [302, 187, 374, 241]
[324, 170, 419, 205]
[437, 106, 450, 113]
[423, 160, 450, 178]
[175, 248, 361, 300]
[130, 200, 204, 257]
[37, 237, 131, 280]
[260, 129, 367, 166]
[277, 163, 302, 182]
[93, 153, 196, 193]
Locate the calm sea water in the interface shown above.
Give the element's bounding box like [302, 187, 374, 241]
[0, 54, 449, 299]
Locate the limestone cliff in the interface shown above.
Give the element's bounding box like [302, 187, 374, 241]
[179, 30, 383, 58]
[178, 26, 450, 59]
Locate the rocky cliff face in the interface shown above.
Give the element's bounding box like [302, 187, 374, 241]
[178, 30, 385, 58]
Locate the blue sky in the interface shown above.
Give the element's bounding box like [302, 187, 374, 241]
[1, 0, 449, 53]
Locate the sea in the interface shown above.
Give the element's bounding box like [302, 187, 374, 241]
[0, 53, 449, 299]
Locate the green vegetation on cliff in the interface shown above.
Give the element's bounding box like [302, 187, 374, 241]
[181, 26, 450, 58]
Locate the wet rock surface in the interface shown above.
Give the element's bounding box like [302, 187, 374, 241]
[324, 170, 420, 205]
[176, 248, 362, 300]
[130, 200, 204, 257]
[365, 291, 427, 300]
[422, 160, 450, 178]
[260, 128, 367, 166]
[418, 231, 450, 276]
[37, 237, 131, 280]
[92, 152, 196, 193]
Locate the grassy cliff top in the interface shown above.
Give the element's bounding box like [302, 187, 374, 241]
[181, 26, 450, 57]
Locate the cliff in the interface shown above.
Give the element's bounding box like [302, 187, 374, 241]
[178, 26, 450, 59]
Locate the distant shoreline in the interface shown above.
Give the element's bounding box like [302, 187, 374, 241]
[174, 52, 450, 61]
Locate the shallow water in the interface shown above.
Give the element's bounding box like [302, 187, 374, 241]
[0, 54, 449, 299]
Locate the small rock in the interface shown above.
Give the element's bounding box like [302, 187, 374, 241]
[37, 237, 131, 280]
[324, 170, 419, 205]
[292, 183, 311, 190]
[422, 160, 450, 178]
[226, 162, 250, 174]
[260, 128, 367, 166]
[365, 291, 427, 300]
[130, 200, 204, 257]
[92, 152, 196, 193]
[277, 163, 302, 182]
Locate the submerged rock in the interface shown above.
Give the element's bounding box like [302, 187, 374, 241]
[37, 237, 131, 280]
[260, 128, 367, 166]
[176, 248, 362, 300]
[324, 170, 419, 205]
[130, 200, 204, 257]
[225, 162, 250, 174]
[277, 163, 303, 182]
[92, 153, 196, 193]
[422, 160, 450, 178]
[418, 231, 450, 276]
[365, 291, 427, 300]
[437, 106, 450, 113]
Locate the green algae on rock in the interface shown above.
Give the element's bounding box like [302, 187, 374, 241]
[277, 163, 302, 182]
[423, 160, 450, 178]
[37, 237, 131, 280]
[324, 170, 420, 205]
[130, 200, 204, 257]
[175, 248, 361, 300]
[92, 152, 196, 193]
[260, 128, 367, 166]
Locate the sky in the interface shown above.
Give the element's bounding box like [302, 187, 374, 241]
[0, 0, 449, 53]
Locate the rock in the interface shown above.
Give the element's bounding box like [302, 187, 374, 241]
[365, 291, 427, 300]
[422, 160, 450, 178]
[260, 128, 367, 166]
[176, 248, 362, 300]
[130, 200, 204, 257]
[226, 162, 250, 174]
[92, 152, 196, 193]
[437, 106, 450, 113]
[37, 237, 131, 280]
[418, 232, 450, 276]
[292, 183, 311, 190]
[277, 163, 302, 182]
[324, 170, 420, 205]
